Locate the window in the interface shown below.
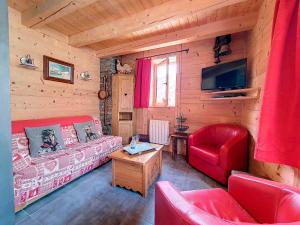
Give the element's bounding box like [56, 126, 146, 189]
[150, 56, 176, 107]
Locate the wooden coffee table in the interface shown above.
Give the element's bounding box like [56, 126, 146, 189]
[111, 143, 163, 197]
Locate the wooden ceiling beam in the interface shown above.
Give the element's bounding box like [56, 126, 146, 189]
[96, 13, 258, 58]
[69, 0, 248, 47]
[22, 0, 99, 28]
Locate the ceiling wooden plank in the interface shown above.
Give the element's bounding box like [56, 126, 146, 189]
[22, 0, 100, 28]
[96, 13, 257, 58]
[69, 0, 248, 47]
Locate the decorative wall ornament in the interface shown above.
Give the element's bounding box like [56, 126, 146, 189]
[98, 75, 109, 100]
[19, 54, 37, 69]
[43, 55, 74, 84]
[79, 71, 91, 81]
[116, 59, 132, 74]
[213, 34, 232, 64]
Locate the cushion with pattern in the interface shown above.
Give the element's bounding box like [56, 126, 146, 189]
[25, 124, 65, 157]
[73, 121, 100, 143]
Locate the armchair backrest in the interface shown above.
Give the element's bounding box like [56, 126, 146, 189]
[203, 124, 248, 148]
[229, 174, 300, 224]
[276, 188, 300, 223]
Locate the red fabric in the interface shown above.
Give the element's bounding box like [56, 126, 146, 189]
[229, 174, 300, 224]
[189, 146, 220, 166]
[255, 0, 300, 168]
[134, 58, 151, 108]
[155, 174, 300, 225]
[181, 189, 256, 223]
[188, 124, 248, 184]
[12, 115, 93, 134]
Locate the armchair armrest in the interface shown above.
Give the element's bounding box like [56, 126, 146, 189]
[219, 132, 248, 171]
[155, 181, 227, 225]
[228, 174, 300, 223]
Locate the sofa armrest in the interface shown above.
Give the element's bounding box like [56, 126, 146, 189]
[155, 181, 227, 225]
[228, 174, 300, 223]
[219, 133, 248, 171]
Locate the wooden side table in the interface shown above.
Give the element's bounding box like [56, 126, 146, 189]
[111, 143, 163, 197]
[170, 133, 190, 162]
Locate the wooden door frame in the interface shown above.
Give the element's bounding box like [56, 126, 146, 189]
[0, 2, 15, 224]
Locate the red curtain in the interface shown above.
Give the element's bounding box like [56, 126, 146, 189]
[134, 59, 151, 108]
[255, 0, 300, 168]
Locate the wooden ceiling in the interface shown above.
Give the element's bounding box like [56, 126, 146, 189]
[8, 0, 262, 57]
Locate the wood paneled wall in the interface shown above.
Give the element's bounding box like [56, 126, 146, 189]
[9, 8, 100, 120]
[122, 33, 247, 153]
[122, 0, 300, 187]
[242, 0, 300, 187]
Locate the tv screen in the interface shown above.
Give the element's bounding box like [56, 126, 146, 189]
[201, 59, 247, 90]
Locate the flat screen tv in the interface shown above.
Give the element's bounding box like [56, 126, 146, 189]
[201, 59, 247, 91]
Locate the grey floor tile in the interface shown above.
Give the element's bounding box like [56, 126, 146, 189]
[17, 152, 220, 225]
[15, 210, 30, 224]
[16, 216, 43, 225]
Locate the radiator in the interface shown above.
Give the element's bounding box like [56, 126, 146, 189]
[149, 120, 169, 145]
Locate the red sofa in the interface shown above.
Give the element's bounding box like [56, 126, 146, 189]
[12, 115, 122, 211]
[188, 124, 248, 184]
[155, 174, 300, 225]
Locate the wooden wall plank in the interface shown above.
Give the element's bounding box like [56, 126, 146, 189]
[22, 0, 99, 28]
[96, 13, 257, 57]
[9, 7, 100, 120]
[122, 32, 247, 156]
[69, 0, 248, 47]
[242, 0, 300, 187]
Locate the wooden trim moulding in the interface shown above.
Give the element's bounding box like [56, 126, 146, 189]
[96, 13, 258, 58]
[69, 0, 248, 47]
[22, 0, 99, 28]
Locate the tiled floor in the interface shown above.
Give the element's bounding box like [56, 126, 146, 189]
[15, 152, 222, 225]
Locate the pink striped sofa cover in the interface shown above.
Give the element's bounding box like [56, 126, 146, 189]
[12, 115, 122, 211]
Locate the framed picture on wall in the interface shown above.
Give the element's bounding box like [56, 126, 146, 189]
[43, 56, 74, 84]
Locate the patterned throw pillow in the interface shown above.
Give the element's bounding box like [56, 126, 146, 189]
[25, 124, 65, 157]
[73, 121, 100, 143]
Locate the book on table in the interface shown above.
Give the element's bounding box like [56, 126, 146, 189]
[123, 142, 159, 155]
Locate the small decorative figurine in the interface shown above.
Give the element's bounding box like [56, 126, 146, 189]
[20, 54, 35, 65]
[80, 71, 91, 81]
[116, 59, 132, 74]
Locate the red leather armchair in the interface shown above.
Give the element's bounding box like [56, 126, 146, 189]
[188, 124, 248, 184]
[155, 174, 300, 225]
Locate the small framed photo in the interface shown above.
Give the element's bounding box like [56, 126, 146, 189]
[43, 56, 74, 84]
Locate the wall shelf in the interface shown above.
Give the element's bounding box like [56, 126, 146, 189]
[201, 88, 260, 101]
[19, 63, 38, 70]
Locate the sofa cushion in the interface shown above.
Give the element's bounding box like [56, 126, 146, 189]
[189, 145, 220, 165]
[181, 188, 256, 223]
[74, 121, 100, 143]
[25, 124, 65, 157]
[93, 118, 103, 136]
[61, 125, 79, 146]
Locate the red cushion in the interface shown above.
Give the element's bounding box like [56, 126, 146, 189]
[12, 115, 93, 134]
[189, 145, 219, 165]
[181, 188, 256, 223]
